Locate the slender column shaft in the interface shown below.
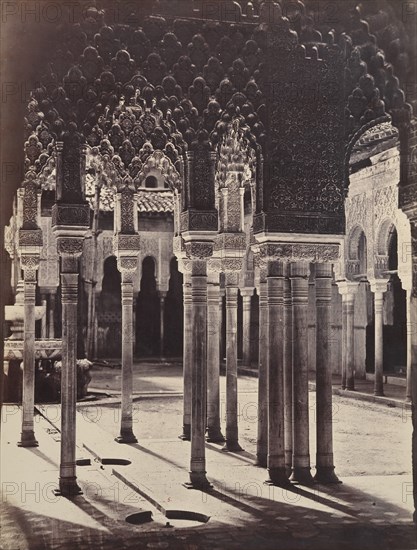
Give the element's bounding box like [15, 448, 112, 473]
[18, 276, 38, 447]
[241, 290, 253, 366]
[406, 289, 412, 401]
[159, 292, 166, 357]
[207, 282, 224, 442]
[283, 274, 293, 474]
[49, 293, 56, 339]
[188, 268, 210, 488]
[256, 280, 268, 467]
[344, 295, 355, 391]
[341, 300, 347, 390]
[223, 281, 243, 452]
[219, 290, 225, 361]
[314, 264, 339, 483]
[374, 291, 385, 396]
[116, 275, 137, 443]
[180, 273, 192, 440]
[41, 296, 47, 338]
[266, 272, 289, 486]
[290, 262, 313, 485]
[58, 261, 81, 496]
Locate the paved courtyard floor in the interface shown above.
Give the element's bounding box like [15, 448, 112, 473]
[1, 364, 416, 549]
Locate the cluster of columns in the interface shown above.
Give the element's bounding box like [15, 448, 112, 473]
[338, 278, 412, 400]
[179, 254, 341, 488]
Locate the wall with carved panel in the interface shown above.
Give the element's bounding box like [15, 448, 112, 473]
[344, 145, 412, 378]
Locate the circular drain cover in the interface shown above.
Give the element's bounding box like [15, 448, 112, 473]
[125, 511, 153, 525]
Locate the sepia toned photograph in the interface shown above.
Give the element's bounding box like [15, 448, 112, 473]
[0, 0, 416, 548]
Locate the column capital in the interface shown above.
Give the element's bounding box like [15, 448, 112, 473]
[113, 234, 141, 256]
[315, 263, 333, 279]
[290, 261, 310, 278]
[20, 255, 41, 282]
[336, 280, 360, 297]
[240, 287, 254, 298]
[369, 279, 390, 294]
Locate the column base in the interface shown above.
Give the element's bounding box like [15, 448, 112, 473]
[255, 454, 267, 468]
[265, 467, 292, 487]
[290, 467, 315, 486]
[115, 432, 138, 444]
[346, 385, 355, 391]
[314, 466, 342, 484]
[179, 424, 191, 441]
[54, 478, 82, 498]
[17, 432, 39, 448]
[222, 441, 243, 453]
[206, 428, 225, 443]
[374, 389, 384, 397]
[184, 472, 213, 490]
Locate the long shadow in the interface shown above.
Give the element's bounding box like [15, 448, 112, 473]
[310, 479, 414, 521]
[130, 442, 186, 471]
[205, 442, 257, 464]
[26, 447, 59, 469]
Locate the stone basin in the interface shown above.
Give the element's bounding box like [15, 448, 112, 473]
[4, 338, 62, 361]
[5, 304, 46, 323]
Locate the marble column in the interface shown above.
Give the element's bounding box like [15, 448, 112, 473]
[40, 295, 47, 338]
[265, 264, 290, 486]
[256, 276, 268, 467]
[406, 289, 413, 402]
[370, 280, 388, 397]
[223, 273, 243, 452]
[48, 292, 56, 339]
[341, 297, 347, 390]
[283, 269, 293, 475]
[116, 268, 138, 444]
[314, 264, 340, 483]
[206, 278, 224, 442]
[290, 261, 313, 485]
[18, 259, 39, 448]
[219, 288, 225, 361]
[55, 238, 84, 496]
[241, 288, 254, 367]
[338, 282, 359, 392]
[159, 291, 167, 358]
[187, 261, 211, 488]
[180, 273, 192, 441]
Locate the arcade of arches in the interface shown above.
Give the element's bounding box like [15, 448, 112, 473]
[2, 0, 417, 523]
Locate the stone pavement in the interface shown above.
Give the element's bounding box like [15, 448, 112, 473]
[1, 404, 416, 550]
[88, 361, 410, 411]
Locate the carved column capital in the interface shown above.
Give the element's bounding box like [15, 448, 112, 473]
[369, 279, 390, 295]
[20, 255, 41, 283]
[337, 280, 360, 302]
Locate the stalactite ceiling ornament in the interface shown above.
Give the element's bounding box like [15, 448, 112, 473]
[21, 0, 413, 233]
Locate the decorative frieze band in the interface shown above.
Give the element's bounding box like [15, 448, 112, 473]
[113, 234, 141, 253]
[51, 203, 90, 227]
[256, 243, 340, 263]
[18, 228, 43, 248]
[180, 210, 218, 232]
[57, 237, 84, 257]
[184, 241, 213, 260]
[213, 233, 246, 252]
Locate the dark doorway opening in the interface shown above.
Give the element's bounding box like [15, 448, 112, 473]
[136, 256, 159, 357]
[163, 257, 183, 357]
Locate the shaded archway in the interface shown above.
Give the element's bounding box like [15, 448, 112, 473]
[97, 256, 122, 359]
[136, 256, 160, 357]
[163, 257, 184, 358]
